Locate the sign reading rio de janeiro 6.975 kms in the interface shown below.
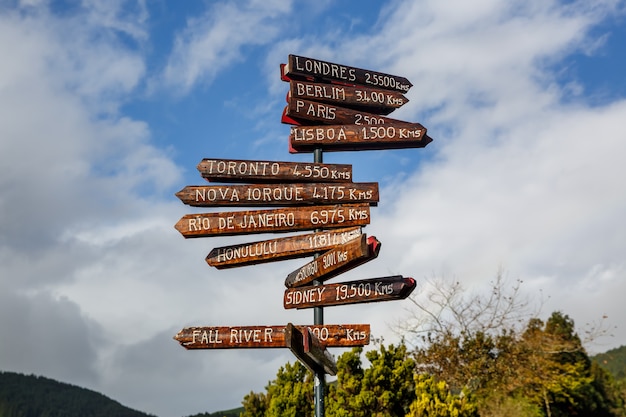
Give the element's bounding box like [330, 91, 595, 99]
[284, 275, 416, 309]
[174, 204, 370, 238]
[176, 182, 379, 207]
[206, 226, 363, 269]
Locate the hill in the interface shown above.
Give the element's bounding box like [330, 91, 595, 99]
[593, 345, 626, 381]
[0, 371, 154, 417]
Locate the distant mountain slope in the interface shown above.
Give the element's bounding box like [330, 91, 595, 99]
[0, 371, 154, 417]
[593, 345, 626, 380]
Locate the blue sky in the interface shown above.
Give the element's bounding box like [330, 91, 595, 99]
[1, 1, 626, 416]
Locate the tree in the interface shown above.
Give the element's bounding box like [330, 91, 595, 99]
[406, 374, 478, 417]
[327, 343, 415, 417]
[241, 361, 313, 417]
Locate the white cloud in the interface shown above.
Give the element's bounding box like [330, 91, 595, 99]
[161, 0, 293, 93]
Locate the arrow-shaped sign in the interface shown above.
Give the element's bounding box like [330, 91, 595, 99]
[285, 235, 381, 288]
[175, 204, 370, 238]
[176, 182, 378, 207]
[281, 54, 412, 93]
[173, 324, 370, 349]
[284, 275, 416, 309]
[206, 226, 363, 269]
[289, 123, 430, 153]
[285, 323, 337, 375]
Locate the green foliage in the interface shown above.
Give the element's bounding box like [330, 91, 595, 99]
[594, 345, 626, 381]
[327, 344, 415, 417]
[186, 408, 243, 417]
[241, 361, 313, 417]
[407, 374, 478, 417]
[0, 371, 154, 417]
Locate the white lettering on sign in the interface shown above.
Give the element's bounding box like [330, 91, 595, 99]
[354, 113, 385, 125]
[216, 241, 278, 262]
[363, 72, 410, 92]
[292, 127, 348, 142]
[310, 208, 346, 225]
[346, 328, 368, 341]
[354, 89, 405, 106]
[192, 329, 222, 344]
[307, 228, 362, 249]
[245, 186, 304, 202]
[195, 188, 241, 202]
[291, 164, 351, 180]
[361, 126, 422, 140]
[229, 328, 267, 344]
[294, 56, 357, 82]
[310, 185, 373, 201]
[296, 82, 346, 101]
[203, 160, 280, 176]
[188, 216, 211, 231]
[322, 250, 348, 269]
[348, 207, 369, 221]
[285, 287, 326, 306]
[295, 99, 336, 121]
[293, 262, 319, 284]
[238, 212, 295, 229]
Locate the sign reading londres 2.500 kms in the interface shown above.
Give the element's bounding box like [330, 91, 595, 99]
[283, 54, 412, 93]
[174, 204, 370, 238]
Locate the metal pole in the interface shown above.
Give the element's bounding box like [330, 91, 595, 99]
[313, 147, 325, 417]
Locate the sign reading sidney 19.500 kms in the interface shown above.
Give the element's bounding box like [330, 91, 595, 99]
[282, 54, 412, 93]
[174, 204, 370, 238]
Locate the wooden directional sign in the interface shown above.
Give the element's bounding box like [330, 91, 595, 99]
[290, 123, 431, 153]
[206, 226, 363, 269]
[285, 323, 337, 375]
[197, 158, 352, 183]
[282, 98, 432, 145]
[175, 204, 370, 238]
[288, 80, 408, 115]
[176, 182, 379, 207]
[284, 275, 416, 309]
[282, 54, 412, 93]
[174, 324, 370, 349]
[284, 235, 381, 288]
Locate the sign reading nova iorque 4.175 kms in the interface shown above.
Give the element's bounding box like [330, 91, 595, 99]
[288, 80, 408, 115]
[176, 182, 379, 207]
[290, 123, 430, 152]
[284, 235, 381, 288]
[206, 226, 363, 269]
[174, 204, 370, 238]
[284, 275, 416, 309]
[282, 54, 412, 93]
[197, 158, 352, 183]
[174, 324, 370, 349]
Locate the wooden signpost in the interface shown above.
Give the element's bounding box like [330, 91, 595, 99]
[174, 324, 370, 349]
[176, 182, 379, 207]
[174, 54, 433, 417]
[288, 80, 408, 115]
[174, 204, 370, 238]
[281, 54, 413, 93]
[206, 226, 363, 269]
[284, 235, 381, 288]
[197, 158, 353, 183]
[284, 275, 416, 309]
[290, 123, 431, 152]
[285, 323, 338, 375]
